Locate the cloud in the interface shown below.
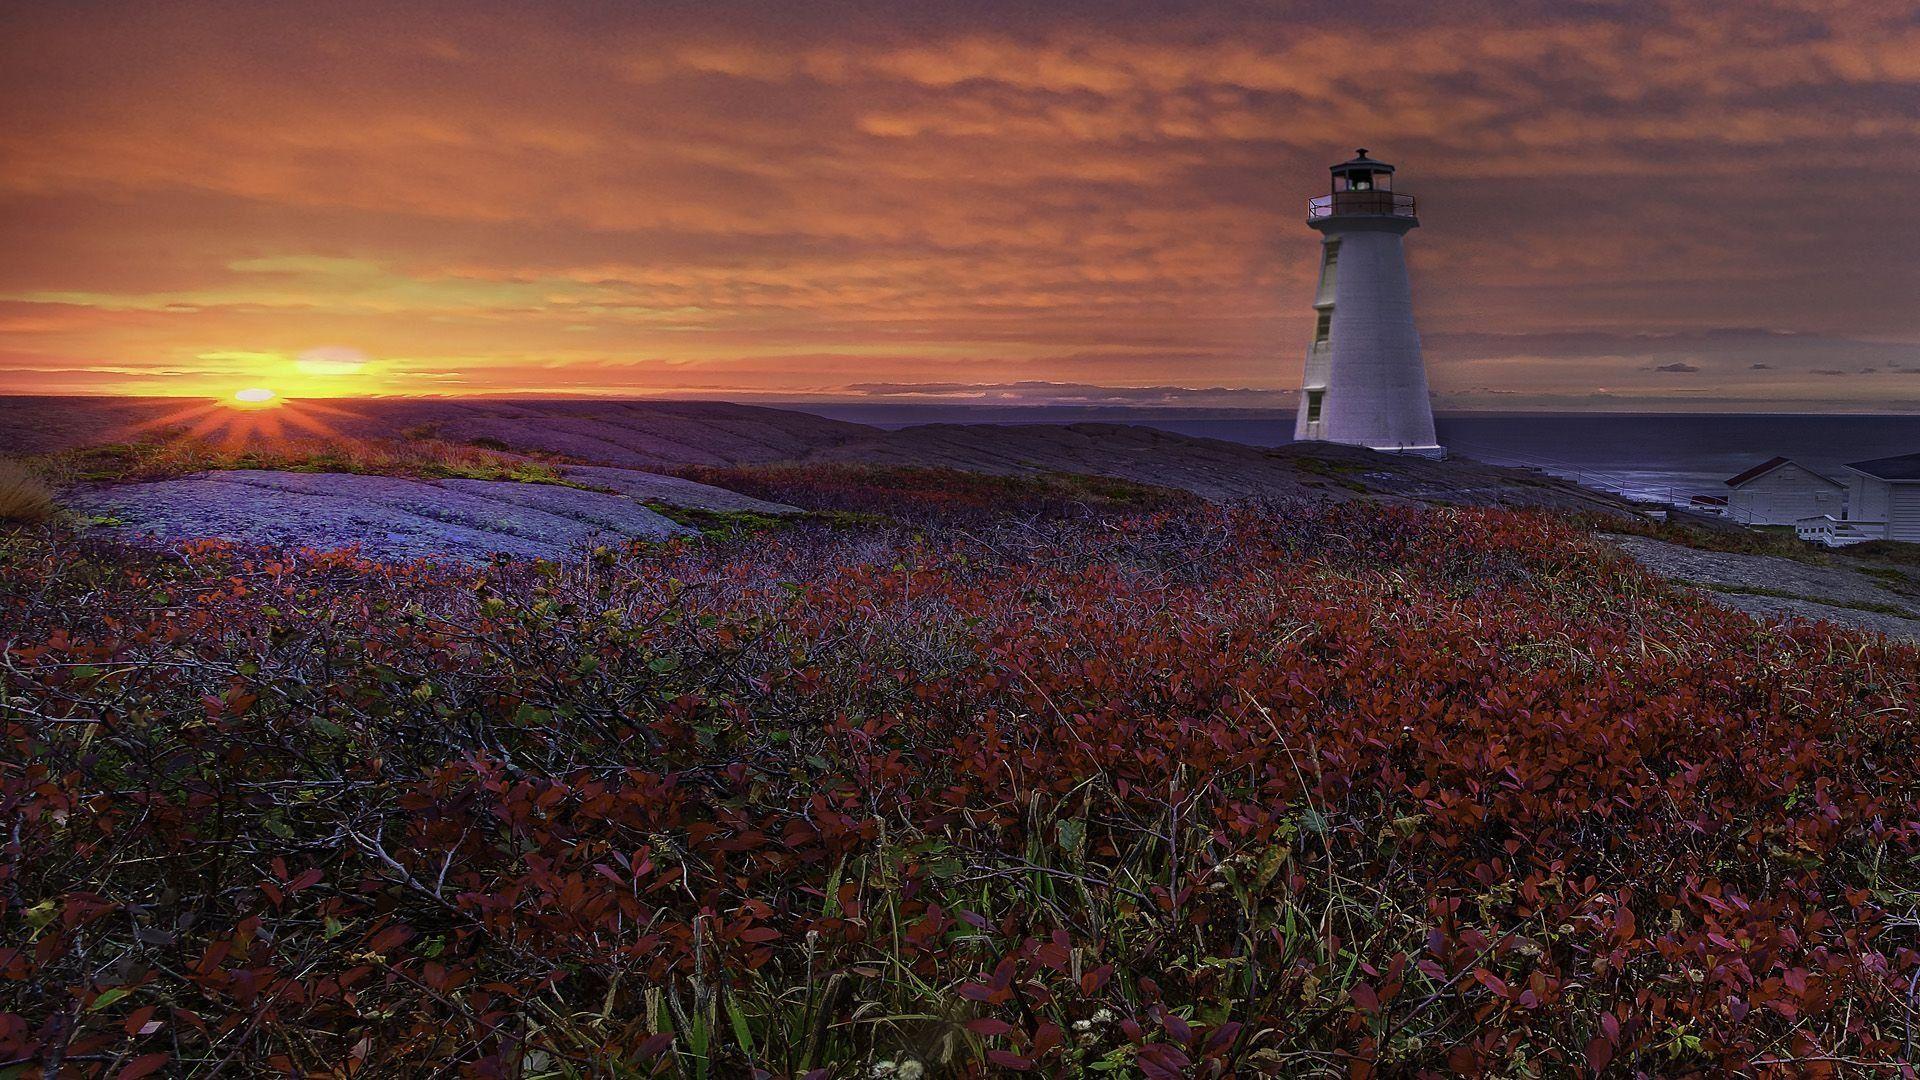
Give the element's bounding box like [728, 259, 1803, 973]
[295, 346, 372, 376]
[842, 380, 1296, 407]
[1653, 362, 1700, 373]
[1, 1, 1919, 403]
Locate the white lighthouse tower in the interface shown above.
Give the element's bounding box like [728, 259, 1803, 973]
[1293, 150, 1442, 457]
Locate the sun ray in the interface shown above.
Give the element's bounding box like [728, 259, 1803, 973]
[100, 393, 355, 454]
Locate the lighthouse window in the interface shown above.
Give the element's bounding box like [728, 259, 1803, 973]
[1314, 310, 1332, 342]
[1323, 241, 1340, 269]
[1306, 390, 1324, 422]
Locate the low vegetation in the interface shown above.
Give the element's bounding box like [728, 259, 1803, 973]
[1591, 512, 1816, 560]
[2, 468, 1918, 1076]
[670, 463, 1196, 524]
[0, 460, 55, 523]
[41, 434, 573, 487]
[1850, 539, 1920, 567]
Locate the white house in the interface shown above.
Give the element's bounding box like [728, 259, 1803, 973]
[1722, 456, 1846, 526]
[1842, 451, 1920, 543]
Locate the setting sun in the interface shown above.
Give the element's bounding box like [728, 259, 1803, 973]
[232, 387, 278, 405]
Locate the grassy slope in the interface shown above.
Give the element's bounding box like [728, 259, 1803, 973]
[2, 467, 1918, 1076]
[40, 433, 577, 487]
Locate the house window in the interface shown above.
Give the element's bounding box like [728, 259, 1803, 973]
[1306, 389, 1324, 422]
[1314, 310, 1332, 342]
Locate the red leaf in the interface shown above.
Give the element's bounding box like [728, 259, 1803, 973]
[118, 1054, 171, 1080]
[1032, 1022, 1063, 1055]
[1137, 1044, 1193, 1080]
[1586, 1036, 1613, 1072]
[985, 1049, 1034, 1070]
[122, 1005, 158, 1036]
[1351, 982, 1381, 1014]
[368, 925, 413, 953]
[1162, 1013, 1192, 1044]
[966, 1017, 1015, 1036]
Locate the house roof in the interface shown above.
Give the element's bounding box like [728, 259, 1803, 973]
[1844, 451, 1920, 481]
[1723, 456, 1843, 489]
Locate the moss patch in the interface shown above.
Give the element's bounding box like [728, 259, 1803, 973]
[1689, 580, 1917, 619]
[43, 435, 580, 488]
[1291, 456, 1370, 493]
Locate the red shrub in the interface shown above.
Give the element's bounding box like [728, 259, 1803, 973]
[671, 462, 1196, 523]
[1, 495, 1916, 1076]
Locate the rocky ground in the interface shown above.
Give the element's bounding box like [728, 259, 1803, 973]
[71, 467, 796, 563]
[1604, 533, 1920, 640]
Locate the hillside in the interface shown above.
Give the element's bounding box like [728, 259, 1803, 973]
[5, 467, 1918, 1076]
[2, 396, 1634, 510]
[5, 400, 1920, 1075]
[11, 396, 1920, 639]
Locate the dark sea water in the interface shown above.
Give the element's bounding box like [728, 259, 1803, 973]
[791, 404, 1920, 504]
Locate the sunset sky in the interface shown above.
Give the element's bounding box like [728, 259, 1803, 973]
[3, 0, 1918, 410]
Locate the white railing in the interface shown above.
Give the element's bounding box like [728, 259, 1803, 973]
[1795, 515, 1885, 547]
[1308, 191, 1417, 220]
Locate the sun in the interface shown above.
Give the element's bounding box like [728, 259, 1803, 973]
[230, 387, 279, 408]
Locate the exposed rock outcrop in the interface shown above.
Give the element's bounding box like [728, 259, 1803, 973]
[559, 465, 799, 513]
[1604, 532, 1920, 640]
[75, 470, 701, 563]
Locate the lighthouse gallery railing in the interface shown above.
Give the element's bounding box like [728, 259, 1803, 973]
[1308, 191, 1417, 220]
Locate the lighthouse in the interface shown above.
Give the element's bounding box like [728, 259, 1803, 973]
[1293, 150, 1442, 457]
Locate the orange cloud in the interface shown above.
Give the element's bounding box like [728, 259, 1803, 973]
[1, 0, 1918, 404]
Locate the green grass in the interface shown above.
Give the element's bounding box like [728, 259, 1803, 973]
[1847, 539, 1920, 566]
[1291, 457, 1371, 493]
[40, 434, 579, 487]
[1686, 580, 1917, 619]
[643, 502, 890, 540]
[1856, 563, 1919, 592]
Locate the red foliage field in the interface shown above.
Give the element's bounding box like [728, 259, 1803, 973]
[3, 466, 1919, 1076]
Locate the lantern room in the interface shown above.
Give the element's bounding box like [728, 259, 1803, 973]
[1309, 149, 1417, 221]
[1331, 149, 1393, 192]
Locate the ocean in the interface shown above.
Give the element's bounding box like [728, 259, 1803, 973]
[790, 405, 1920, 504]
